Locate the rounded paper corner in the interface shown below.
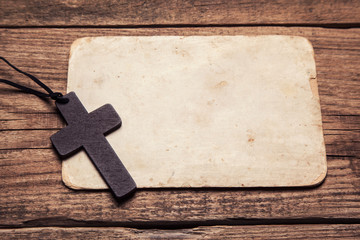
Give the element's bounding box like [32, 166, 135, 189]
[291, 36, 314, 51]
[61, 164, 84, 190]
[69, 37, 92, 60]
[308, 164, 328, 187]
[302, 36, 314, 49]
[287, 36, 316, 60]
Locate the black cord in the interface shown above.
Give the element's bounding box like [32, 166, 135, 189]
[0, 57, 69, 103]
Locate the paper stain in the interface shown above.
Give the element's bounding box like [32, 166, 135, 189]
[174, 48, 190, 58]
[309, 76, 320, 99]
[167, 171, 176, 184]
[246, 129, 256, 145]
[93, 77, 104, 86]
[214, 81, 228, 89]
[207, 99, 216, 106]
[281, 84, 296, 97]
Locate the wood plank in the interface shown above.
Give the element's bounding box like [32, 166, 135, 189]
[1, 110, 360, 132]
[1, 0, 360, 27]
[1, 28, 359, 116]
[1, 225, 360, 239]
[2, 125, 359, 156]
[0, 27, 359, 226]
[1, 27, 359, 157]
[0, 148, 359, 226]
[0, 130, 55, 149]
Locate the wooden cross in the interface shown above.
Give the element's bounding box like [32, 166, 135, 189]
[51, 92, 136, 199]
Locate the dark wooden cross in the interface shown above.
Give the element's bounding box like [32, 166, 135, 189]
[51, 92, 136, 199]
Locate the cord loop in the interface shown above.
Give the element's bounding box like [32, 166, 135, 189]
[0, 57, 68, 103]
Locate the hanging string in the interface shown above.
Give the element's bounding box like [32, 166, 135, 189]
[0, 57, 68, 103]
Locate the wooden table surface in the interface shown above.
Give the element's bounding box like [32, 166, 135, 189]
[1, 1, 360, 239]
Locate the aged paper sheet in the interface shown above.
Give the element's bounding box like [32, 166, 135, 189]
[63, 35, 326, 189]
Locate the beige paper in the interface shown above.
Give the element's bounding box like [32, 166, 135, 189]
[63, 35, 327, 189]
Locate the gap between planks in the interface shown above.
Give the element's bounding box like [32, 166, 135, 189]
[2, 217, 360, 230]
[1, 225, 360, 240]
[1, 23, 360, 29]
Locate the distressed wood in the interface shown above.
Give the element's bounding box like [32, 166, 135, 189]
[1, 127, 359, 157]
[1, 225, 360, 239]
[0, 28, 359, 229]
[1, 0, 360, 27]
[0, 148, 359, 225]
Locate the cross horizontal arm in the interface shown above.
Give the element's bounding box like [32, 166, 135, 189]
[50, 124, 84, 157]
[88, 104, 122, 135]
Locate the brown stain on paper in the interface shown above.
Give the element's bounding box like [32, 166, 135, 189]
[246, 129, 256, 145]
[214, 80, 228, 89]
[309, 76, 320, 100]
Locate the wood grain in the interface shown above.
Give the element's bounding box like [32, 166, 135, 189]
[1, 225, 360, 239]
[0, 27, 360, 227]
[1, 0, 360, 27]
[1, 148, 360, 227]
